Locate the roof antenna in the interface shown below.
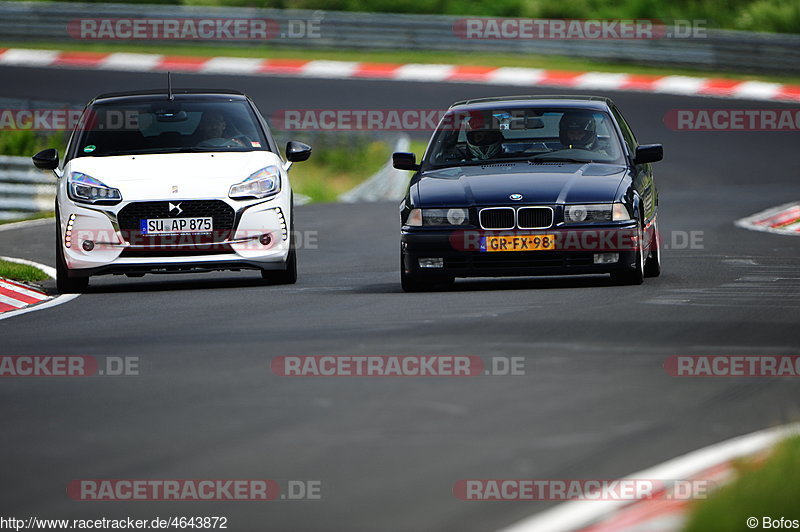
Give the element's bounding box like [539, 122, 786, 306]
[167, 71, 174, 101]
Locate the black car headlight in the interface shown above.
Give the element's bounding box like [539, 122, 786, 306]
[67, 172, 122, 205]
[407, 208, 470, 226]
[564, 203, 631, 223]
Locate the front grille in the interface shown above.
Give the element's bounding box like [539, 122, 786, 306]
[479, 207, 515, 230]
[120, 244, 234, 258]
[517, 207, 553, 229]
[117, 200, 236, 251]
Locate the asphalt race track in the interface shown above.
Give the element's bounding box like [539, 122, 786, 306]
[1, 65, 799, 531]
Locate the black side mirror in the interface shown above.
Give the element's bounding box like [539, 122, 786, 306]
[32, 148, 59, 171]
[286, 141, 311, 162]
[634, 144, 663, 164]
[392, 152, 420, 171]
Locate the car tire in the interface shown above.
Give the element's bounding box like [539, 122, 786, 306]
[261, 220, 297, 285]
[55, 212, 89, 294]
[611, 220, 645, 286]
[643, 218, 661, 278]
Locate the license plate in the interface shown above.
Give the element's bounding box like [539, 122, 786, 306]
[482, 234, 556, 252]
[140, 217, 213, 235]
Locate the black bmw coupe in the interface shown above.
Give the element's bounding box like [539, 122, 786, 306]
[395, 95, 663, 291]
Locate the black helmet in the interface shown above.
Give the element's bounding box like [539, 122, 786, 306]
[559, 112, 597, 149]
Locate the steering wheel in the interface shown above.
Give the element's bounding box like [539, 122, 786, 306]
[197, 135, 251, 148]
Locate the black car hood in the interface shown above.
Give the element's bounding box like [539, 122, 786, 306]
[415, 162, 627, 206]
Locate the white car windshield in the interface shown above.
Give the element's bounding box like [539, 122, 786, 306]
[72, 99, 270, 157]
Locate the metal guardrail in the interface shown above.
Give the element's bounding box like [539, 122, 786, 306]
[0, 1, 799, 75]
[339, 135, 411, 203]
[0, 156, 55, 220]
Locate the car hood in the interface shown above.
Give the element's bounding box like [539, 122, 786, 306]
[64, 151, 282, 200]
[414, 162, 627, 206]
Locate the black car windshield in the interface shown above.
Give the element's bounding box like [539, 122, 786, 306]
[72, 99, 270, 158]
[423, 107, 626, 169]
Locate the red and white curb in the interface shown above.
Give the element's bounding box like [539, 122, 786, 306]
[1, 47, 799, 102]
[0, 255, 79, 321]
[496, 423, 800, 532]
[735, 201, 800, 235]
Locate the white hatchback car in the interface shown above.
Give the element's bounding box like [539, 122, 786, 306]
[33, 89, 311, 293]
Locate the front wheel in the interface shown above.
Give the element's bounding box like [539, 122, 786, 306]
[643, 219, 661, 278]
[610, 221, 644, 286]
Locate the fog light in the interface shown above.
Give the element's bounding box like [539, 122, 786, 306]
[259, 233, 272, 246]
[594, 252, 619, 264]
[82, 240, 95, 252]
[419, 257, 444, 268]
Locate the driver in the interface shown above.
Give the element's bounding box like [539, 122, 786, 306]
[194, 110, 246, 146]
[559, 112, 598, 150]
[465, 114, 504, 160]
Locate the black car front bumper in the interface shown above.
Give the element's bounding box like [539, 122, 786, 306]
[401, 225, 639, 278]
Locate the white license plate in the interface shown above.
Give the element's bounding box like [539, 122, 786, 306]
[140, 217, 213, 235]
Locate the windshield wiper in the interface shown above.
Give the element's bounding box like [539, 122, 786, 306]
[529, 156, 591, 164]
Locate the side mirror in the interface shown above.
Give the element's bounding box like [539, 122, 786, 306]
[32, 148, 59, 171]
[392, 152, 420, 171]
[286, 141, 311, 162]
[634, 144, 663, 164]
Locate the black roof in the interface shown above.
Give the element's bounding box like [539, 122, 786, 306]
[92, 89, 248, 104]
[449, 95, 613, 111]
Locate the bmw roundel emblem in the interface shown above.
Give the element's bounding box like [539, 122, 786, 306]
[509, 193, 523, 201]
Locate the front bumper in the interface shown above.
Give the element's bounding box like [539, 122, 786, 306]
[60, 197, 291, 276]
[401, 224, 639, 278]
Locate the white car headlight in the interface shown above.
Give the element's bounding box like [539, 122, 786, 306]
[67, 172, 122, 205]
[406, 208, 470, 226]
[229, 166, 281, 200]
[612, 203, 632, 221]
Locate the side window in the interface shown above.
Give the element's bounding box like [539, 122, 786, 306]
[611, 106, 637, 155]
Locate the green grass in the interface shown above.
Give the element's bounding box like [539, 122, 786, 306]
[0, 211, 55, 225]
[3, 41, 800, 85]
[288, 137, 393, 202]
[0, 259, 49, 283]
[682, 435, 800, 532]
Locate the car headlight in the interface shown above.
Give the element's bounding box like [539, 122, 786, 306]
[565, 203, 630, 223]
[406, 208, 470, 227]
[229, 166, 281, 200]
[67, 172, 122, 205]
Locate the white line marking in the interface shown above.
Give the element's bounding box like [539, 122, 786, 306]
[199, 57, 264, 74]
[0, 256, 79, 322]
[101, 53, 164, 71]
[486, 67, 545, 86]
[0, 48, 60, 66]
[572, 72, 629, 90]
[393, 63, 455, 81]
[496, 423, 800, 532]
[732, 80, 783, 100]
[653, 75, 708, 94]
[0, 280, 48, 300]
[0, 293, 26, 308]
[300, 60, 361, 78]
